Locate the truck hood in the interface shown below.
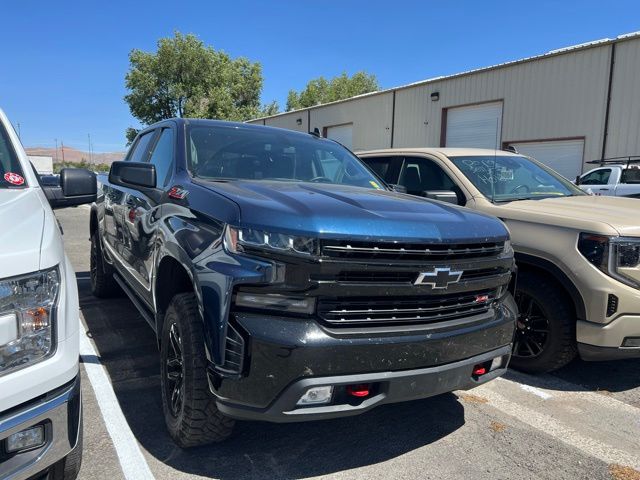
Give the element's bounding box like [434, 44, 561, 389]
[0, 189, 45, 277]
[199, 180, 508, 243]
[493, 195, 640, 236]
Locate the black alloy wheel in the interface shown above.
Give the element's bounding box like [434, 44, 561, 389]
[165, 322, 185, 417]
[513, 292, 550, 358]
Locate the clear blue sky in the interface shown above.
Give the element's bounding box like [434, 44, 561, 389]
[1, 0, 638, 152]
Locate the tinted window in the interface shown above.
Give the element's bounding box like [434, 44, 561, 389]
[0, 123, 25, 188]
[580, 169, 611, 185]
[188, 125, 382, 190]
[148, 128, 174, 187]
[399, 157, 458, 196]
[128, 131, 155, 163]
[364, 157, 395, 182]
[621, 168, 640, 184]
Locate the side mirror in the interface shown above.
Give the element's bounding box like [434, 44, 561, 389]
[575, 175, 581, 185]
[47, 168, 97, 209]
[389, 184, 407, 194]
[109, 161, 156, 189]
[423, 190, 460, 205]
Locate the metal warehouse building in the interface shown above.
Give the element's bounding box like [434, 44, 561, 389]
[249, 32, 640, 180]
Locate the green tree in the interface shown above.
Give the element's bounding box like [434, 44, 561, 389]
[286, 71, 378, 111]
[124, 32, 275, 139]
[260, 101, 280, 117]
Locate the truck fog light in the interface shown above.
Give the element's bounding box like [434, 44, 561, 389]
[6, 425, 45, 453]
[235, 293, 316, 314]
[490, 356, 503, 370]
[622, 337, 640, 348]
[297, 386, 333, 406]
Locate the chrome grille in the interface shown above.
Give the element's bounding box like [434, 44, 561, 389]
[318, 291, 495, 327]
[321, 240, 504, 261]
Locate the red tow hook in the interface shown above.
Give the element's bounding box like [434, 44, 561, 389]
[346, 384, 371, 398]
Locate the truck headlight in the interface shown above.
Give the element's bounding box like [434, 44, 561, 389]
[224, 226, 318, 257]
[0, 267, 60, 376]
[578, 234, 640, 288]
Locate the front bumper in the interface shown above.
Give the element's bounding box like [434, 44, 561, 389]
[216, 344, 511, 422]
[577, 315, 640, 360]
[209, 294, 517, 422]
[0, 375, 81, 480]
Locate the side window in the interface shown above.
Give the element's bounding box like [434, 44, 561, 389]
[362, 156, 397, 183]
[399, 157, 458, 196]
[127, 131, 156, 163]
[581, 169, 611, 185]
[620, 168, 640, 184]
[148, 128, 175, 187]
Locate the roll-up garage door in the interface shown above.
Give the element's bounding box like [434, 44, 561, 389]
[445, 102, 502, 149]
[508, 139, 584, 180]
[325, 124, 353, 150]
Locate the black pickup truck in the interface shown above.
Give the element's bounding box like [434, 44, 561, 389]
[90, 118, 517, 447]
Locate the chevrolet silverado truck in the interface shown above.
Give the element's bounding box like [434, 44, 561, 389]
[576, 157, 640, 198]
[90, 119, 517, 446]
[359, 148, 640, 373]
[1, 108, 97, 479]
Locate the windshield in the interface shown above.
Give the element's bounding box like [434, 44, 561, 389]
[450, 155, 584, 202]
[187, 125, 383, 190]
[0, 122, 26, 188]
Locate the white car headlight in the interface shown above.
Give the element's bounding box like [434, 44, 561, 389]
[224, 226, 318, 257]
[0, 267, 60, 375]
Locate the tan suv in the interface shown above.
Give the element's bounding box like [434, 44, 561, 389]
[359, 148, 640, 373]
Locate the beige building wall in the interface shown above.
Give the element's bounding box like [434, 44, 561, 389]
[604, 36, 640, 158]
[249, 34, 640, 170]
[309, 92, 394, 151]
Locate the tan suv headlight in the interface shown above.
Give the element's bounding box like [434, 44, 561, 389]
[578, 234, 640, 288]
[0, 267, 60, 376]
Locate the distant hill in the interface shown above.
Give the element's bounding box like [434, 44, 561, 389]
[25, 146, 125, 166]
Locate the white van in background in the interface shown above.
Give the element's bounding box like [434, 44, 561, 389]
[0, 108, 96, 480]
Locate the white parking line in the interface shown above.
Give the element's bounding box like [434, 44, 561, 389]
[475, 385, 640, 470]
[79, 321, 155, 480]
[518, 383, 553, 399]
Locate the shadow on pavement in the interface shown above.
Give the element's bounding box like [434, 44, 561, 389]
[77, 274, 466, 479]
[504, 357, 640, 394]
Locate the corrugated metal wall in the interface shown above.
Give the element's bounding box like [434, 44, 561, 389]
[309, 92, 394, 151]
[393, 44, 611, 165]
[604, 37, 640, 158]
[250, 35, 640, 170]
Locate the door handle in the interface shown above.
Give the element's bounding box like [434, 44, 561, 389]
[599, 188, 609, 191]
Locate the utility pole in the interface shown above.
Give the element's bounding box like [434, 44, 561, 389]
[88, 133, 93, 164]
[61, 141, 65, 162]
[54, 139, 59, 162]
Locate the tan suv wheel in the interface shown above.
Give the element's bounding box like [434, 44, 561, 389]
[510, 272, 577, 373]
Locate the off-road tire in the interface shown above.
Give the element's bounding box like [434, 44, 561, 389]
[90, 231, 119, 298]
[50, 416, 83, 479]
[510, 271, 577, 373]
[160, 293, 235, 447]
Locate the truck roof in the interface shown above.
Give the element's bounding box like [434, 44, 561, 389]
[357, 147, 522, 157]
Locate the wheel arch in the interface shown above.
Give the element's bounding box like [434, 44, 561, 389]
[514, 252, 586, 320]
[155, 255, 197, 344]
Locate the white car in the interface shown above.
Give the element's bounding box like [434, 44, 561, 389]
[576, 158, 640, 198]
[0, 108, 96, 480]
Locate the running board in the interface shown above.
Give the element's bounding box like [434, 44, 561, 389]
[113, 274, 157, 333]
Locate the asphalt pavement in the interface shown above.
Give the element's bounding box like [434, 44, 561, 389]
[57, 205, 640, 480]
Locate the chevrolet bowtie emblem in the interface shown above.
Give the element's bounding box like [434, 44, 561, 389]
[414, 268, 463, 289]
